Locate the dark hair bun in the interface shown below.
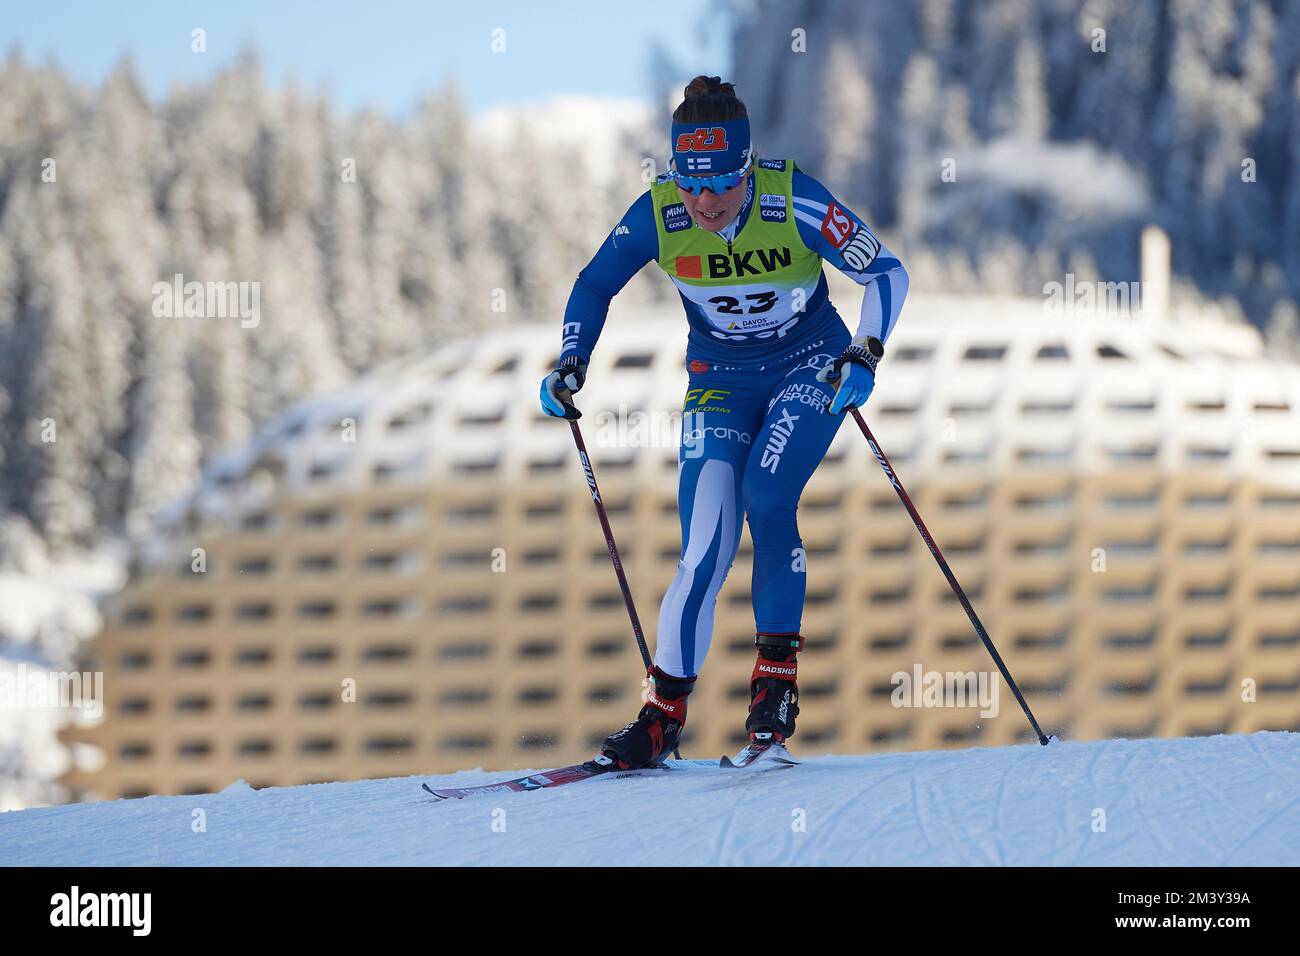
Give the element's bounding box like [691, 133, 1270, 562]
[683, 75, 737, 99]
[673, 76, 746, 122]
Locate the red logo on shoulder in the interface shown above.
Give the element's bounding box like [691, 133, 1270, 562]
[820, 203, 856, 249]
[689, 360, 710, 373]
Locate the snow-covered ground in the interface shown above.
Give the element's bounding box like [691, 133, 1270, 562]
[1, 732, 1296, 866]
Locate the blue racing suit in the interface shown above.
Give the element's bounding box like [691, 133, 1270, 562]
[559, 161, 908, 677]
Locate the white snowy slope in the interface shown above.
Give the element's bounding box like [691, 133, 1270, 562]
[1, 733, 1296, 866]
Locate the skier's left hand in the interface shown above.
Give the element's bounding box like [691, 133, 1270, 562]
[816, 344, 878, 415]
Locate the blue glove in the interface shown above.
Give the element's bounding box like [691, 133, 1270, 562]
[540, 356, 588, 419]
[816, 344, 878, 415]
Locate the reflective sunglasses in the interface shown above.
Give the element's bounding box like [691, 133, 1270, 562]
[669, 156, 752, 196]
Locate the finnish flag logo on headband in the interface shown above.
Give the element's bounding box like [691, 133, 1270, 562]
[671, 117, 752, 177]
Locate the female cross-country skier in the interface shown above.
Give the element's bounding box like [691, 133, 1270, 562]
[540, 75, 909, 768]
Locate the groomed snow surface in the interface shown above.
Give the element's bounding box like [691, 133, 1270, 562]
[1, 732, 1296, 866]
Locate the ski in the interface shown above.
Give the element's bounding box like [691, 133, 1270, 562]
[421, 745, 796, 799]
[421, 759, 709, 801]
[720, 740, 800, 769]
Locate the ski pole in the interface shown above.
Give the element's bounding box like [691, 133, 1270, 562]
[555, 392, 680, 759]
[848, 407, 1052, 746]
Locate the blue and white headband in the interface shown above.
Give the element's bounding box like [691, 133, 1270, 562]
[670, 117, 752, 175]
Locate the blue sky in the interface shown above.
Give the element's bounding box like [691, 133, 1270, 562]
[2, 1, 733, 115]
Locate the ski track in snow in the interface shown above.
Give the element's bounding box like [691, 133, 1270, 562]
[1, 733, 1297, 866]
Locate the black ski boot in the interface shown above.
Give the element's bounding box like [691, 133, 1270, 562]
[746, 633, 802, 743]
[596, 665, 696, 769]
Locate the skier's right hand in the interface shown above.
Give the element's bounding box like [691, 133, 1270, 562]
[539, 356, 588, 419]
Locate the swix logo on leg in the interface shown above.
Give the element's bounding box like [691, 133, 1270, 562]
[675, 127, 729, 152]
[760, 409, 800, 473]
[820, 202, 855, 248]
